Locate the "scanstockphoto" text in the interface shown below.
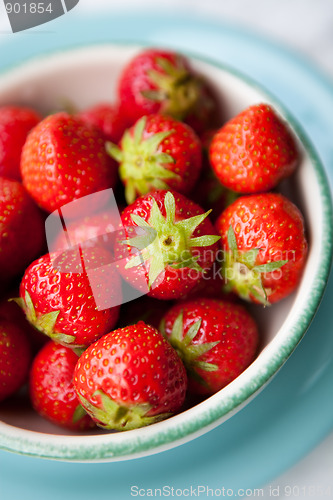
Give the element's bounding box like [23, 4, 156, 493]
[130, 485, 265, 497]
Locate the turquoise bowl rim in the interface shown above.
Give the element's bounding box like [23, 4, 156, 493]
[0, 42, 332, 462]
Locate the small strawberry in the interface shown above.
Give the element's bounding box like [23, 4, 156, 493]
[216, 192, 308, 304]
[209, 103, 299, 193]
[0, 105, 41, 180]
[78, 102, 129, 143]
[107, 114, 202, 204]
[118, 48, 219, 135]
[73, 321, 187, 430]
[20, 112, 118, 213]
[29, 341, 95, 430]
[18, 247, 121, 348]
[114, 190, 220, 300]
[0, 319, 32, 402]
[160, 298, 259, 395]
[0, 177, 45, 289]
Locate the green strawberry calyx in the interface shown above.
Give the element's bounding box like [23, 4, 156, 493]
[107, 116, 181, 204]
[160, 312, 219, 389]
[78, 390, 172, 431]
[222, 226, 288, 306]
[142, 56, 202, 121]
[12, 291, 81, 347]
[123, 191, 221, 289]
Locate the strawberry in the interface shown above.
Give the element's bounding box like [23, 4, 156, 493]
[0, 105, 41, 180]
[29, 341, 95, 430]
[73, 321, 187, 430]
[160, 298, 259, 395]
[114, 190, 220, 300]
[107, 114, 202, 204]
[20, 112, 118, 213]
[216, 192, 308, 304]
[78, 102, 129, 143]
[209, 103, 299, 193]
[18, 247, 121, 348]
[118, 48, 219, 135]
[0, 177, 45, 290]
[0, 319, 32, 402]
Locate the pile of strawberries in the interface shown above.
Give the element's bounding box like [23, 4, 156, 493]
[0, 48, 308, 432]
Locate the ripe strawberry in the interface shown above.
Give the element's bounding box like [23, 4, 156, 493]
[160, 298, 259, 395]
[114, 190, 220, 300]
[0, 105, 41, 180]
[78, 102, 129, 143]
[30, 341, 95, 430]
[107, 114, 202, 204]
[0, 177, 45, 289]
[216, 193, 308, 304]
[209, 103, 299, 193]
[118, 48, 219, 135]
[73, 321, 187, 430]
[20, 112, 118, 213]
[18, 247, 121, 348]
[0, 319, 31, 402]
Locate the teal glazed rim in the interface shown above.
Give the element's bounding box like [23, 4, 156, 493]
[0, 43, 332, 462]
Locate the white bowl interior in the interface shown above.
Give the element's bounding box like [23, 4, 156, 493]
[0, 45, 330, 461]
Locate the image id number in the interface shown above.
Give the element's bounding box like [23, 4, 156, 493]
[5, 3, 53, 14]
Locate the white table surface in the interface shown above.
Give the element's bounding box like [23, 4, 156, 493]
[0, 1, 332, 497]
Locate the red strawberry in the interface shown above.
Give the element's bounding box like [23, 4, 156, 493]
[0, 319, 32, 402]
[107, 114, 202, 204]
[29, 341, 95, 430]
[0, 105, 41, 180]
[160, 298, 259, 395]
[0, 177, 45, 289]
[114, 190, 220, 300]
[78, 103, 129, 143]
[20, 112, 118, 213]
[73, 321, 187, 430]
[18, 247, 121, 348]
[209, 103, 299, 193]
[216, 193, 308, 304]
[118, 48, 219, 135]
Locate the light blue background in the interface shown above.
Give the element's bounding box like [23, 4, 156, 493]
[0, 13, 333, 498]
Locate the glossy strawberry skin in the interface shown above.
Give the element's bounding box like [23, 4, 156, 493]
[0, 105, 41, 180]
[113, 114, 202, 201]
[73, 321, 187, 430]
[209, 104, 299, 193]
[161, 298, 259, 395]
[0, 319, 32, 402]
[20, 112, 118, 213]
[114, 190, 220, 300]
[216, 193, 308, 303]
[0, 177, 45, 288]
[78, 103, 129, 143]
[118, 49, 219, 135]
[29, 341, 95, 430]
[19, 248, 121, 348]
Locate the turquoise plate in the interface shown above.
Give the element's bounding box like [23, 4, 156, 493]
[0, 12, 333, 497]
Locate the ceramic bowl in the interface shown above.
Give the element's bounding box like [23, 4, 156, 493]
[0, 44, 332, 462]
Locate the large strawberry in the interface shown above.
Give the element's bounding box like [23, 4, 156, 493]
[18, 247, 121, 348]
[73, 321, 187, 430]
[20, 112, 118, 213]
[78, 102, 129, 143]
[0, 319, 32, 402]
[209, 103, 299, 193]
[0, 177, 45, 289]
[114, 190, 220, 300]
[216, 193, 308, 304]
[160, 298, 259, 395]
[30, 341, 95, 430]
[107, 114, 202, 204]
[118, 48, 219, 135]
[0, 105, 41, 180]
